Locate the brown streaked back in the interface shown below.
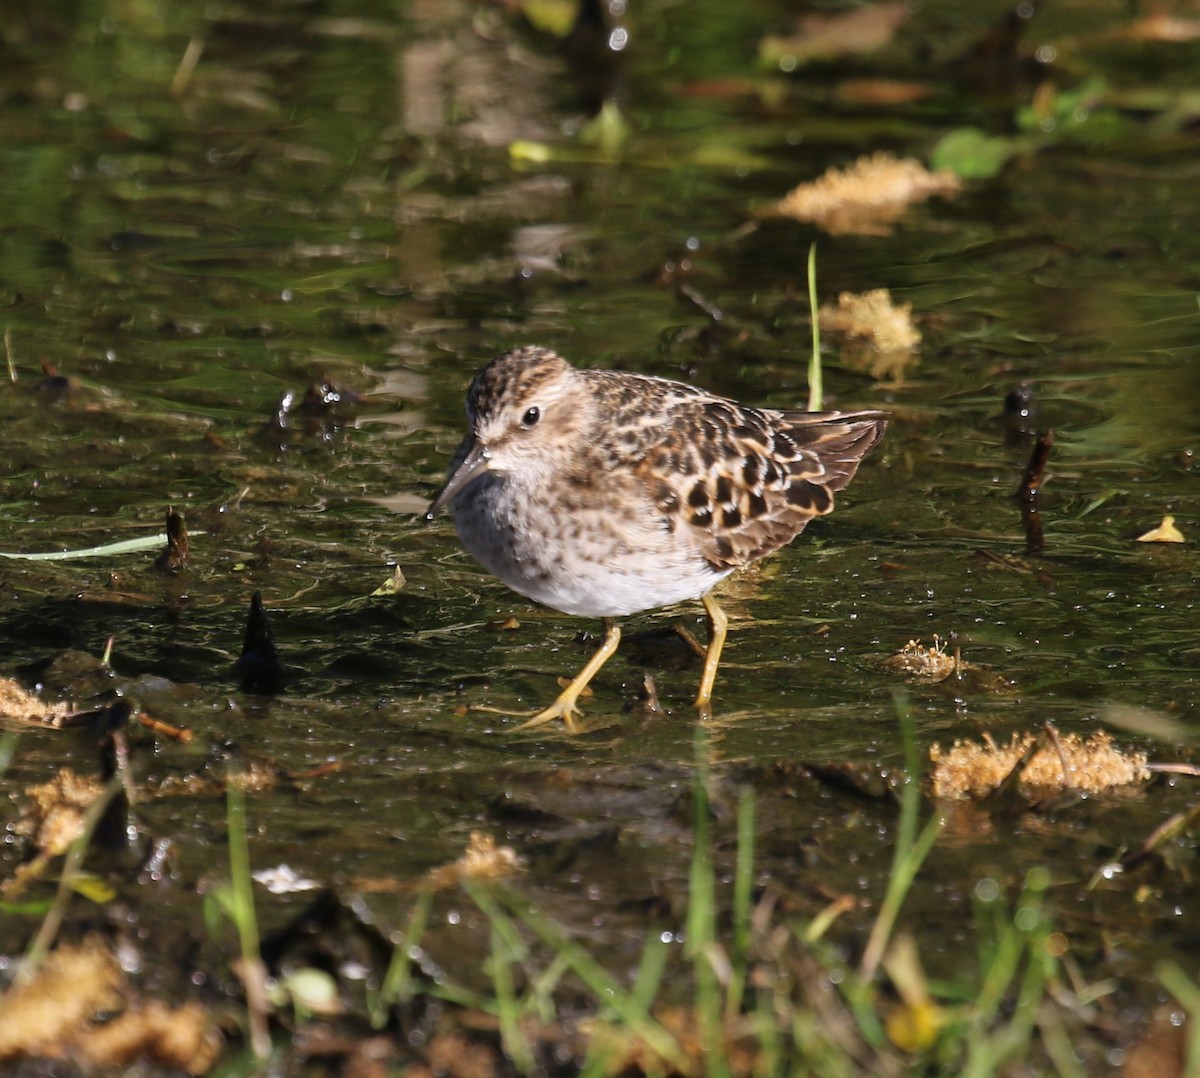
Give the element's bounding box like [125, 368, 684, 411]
[637, 401, 887, 571]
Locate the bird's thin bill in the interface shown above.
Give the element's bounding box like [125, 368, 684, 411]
[425, 442, 492, 520]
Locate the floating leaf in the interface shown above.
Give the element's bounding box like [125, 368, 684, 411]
[764, 153, 960, 236]
[931, 127, 1025, 180]
[1015, 76, 1129, 145]
[760, 2, 908, 68]
[69, 873, 118, 904]
[1136, 515, 1184, 543]
[371, 565, 407, 596]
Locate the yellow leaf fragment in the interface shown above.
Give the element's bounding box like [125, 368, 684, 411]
[882, 934, 946, 1052]
[886, 999, 946, 1053]
[509, 139, 553, 163]
[1136, 515, 1184, 543]
[69, 872, 119, 904]
[930, 731, 1150, 801]
[766, 152, 961, 236]
[515, 0, 580, 38]
[370, 565, 407, 596]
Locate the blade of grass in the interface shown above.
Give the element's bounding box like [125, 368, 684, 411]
[371, 885, 435, 1027]
[630, 929, 670, 1012]
[469, 884, 536, 1073]
[962, 868, 1052, 1076]
[859, 692, 945, 980]
[807, 242, 823, 412]
[974, 869, 1049, 1026]
[526, 949, 572, 1025]
[226, 782, 272, 1061]
[860, 813, 944, 984]
[1157, 961, 1200, 1070]
[0, 533, 174, 561]
[490, 887, 687, 1071]
[20, 775, 123, 981]
[802, 894, 856, 945]
[1037, 999, 1088, 1078]
[490, 917, 535, 1073]
[688, 724, 732, 1078]
[725, 785, 755, 1019]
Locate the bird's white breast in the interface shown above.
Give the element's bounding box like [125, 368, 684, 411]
[451, 473, 730, 618]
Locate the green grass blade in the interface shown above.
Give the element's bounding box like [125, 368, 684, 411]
[0, 532, 174, 560]
[807, 242, 823, 412]
[21, 775, 123, 978]
[859, 693, 944, 980]
[1157, 961, 1200, 1071]
[225, 782, 271, 1061]
[726, 786, 755, 1019]
[372, 885, 435, 1026]
[488, 915, 535, 1073]
[688, 725, 732, 1078]
[630, 929, 670, 1012]
[494, 888, 686, 1071]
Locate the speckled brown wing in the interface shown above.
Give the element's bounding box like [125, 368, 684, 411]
[636, 399, 887, 571]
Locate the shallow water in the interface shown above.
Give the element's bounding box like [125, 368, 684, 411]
[1, 0, 1198, 1069]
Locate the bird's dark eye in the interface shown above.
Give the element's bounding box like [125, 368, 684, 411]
[521, 406, 541, 429]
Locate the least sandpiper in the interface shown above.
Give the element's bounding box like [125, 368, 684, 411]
[426, 346, 886, 731]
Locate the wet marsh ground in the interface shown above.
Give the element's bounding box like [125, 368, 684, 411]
[1, 0, 1199, 1073]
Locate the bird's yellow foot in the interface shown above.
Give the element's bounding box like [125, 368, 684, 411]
[470, 618, 622, 734]
[508, 692, 587, 734]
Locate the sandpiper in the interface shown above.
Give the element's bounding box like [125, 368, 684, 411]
[426, 346, 886, 731]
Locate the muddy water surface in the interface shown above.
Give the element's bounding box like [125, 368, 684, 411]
[1, 0, 1198, 1071]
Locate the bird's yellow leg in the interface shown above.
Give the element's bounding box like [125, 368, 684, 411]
[693, 592, 728, 711]
[508, 618, 622, 734]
